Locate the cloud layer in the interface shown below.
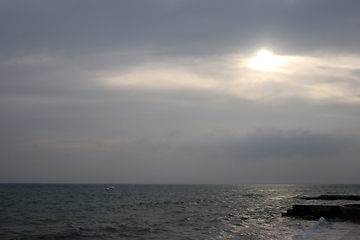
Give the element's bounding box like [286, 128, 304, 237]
[1, 0, 360, 184]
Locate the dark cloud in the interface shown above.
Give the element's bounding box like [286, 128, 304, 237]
[217, 128, 350, 161]
[1, 0, 360, 61]
[1, 125, 359, 184]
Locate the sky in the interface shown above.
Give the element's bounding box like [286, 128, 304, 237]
[1, 0, 360, 184]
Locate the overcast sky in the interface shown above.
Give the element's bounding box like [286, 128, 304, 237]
[1, 0, 360, 184]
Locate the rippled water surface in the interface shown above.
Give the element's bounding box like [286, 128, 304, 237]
[1, 184, 360, 239]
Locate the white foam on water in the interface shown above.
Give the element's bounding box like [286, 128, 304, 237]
[270, 217, 338, 240]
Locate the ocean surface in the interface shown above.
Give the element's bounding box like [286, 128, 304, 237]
[1, 184, 360, 240]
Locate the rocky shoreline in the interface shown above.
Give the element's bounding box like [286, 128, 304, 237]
[282, 195, 360, 222]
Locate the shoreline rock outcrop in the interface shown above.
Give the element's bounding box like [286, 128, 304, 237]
[282, 195, 360, 222]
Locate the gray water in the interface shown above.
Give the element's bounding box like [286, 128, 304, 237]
[1, 184, 360, 239]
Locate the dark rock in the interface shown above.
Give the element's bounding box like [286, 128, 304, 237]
[340, 204, 360, 222]
[298, 195, 360, 200]
[282, 203, 360, 222]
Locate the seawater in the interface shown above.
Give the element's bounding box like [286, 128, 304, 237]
[1, 184, 360, 240]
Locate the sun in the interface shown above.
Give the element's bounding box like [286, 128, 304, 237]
[248, 50, 285, 72]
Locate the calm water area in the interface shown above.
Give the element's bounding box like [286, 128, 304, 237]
[1, 184, 360, 239]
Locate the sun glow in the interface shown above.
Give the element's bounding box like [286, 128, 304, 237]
[248, 50, 285, 72]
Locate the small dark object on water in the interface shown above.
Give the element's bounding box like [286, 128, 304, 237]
[298, 194, 360, 200]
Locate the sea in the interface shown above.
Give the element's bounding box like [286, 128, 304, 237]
[1, 184, 360, 240]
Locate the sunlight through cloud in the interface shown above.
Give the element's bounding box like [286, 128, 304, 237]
[247, 50, 287, 72]
[100, 51, 360, 103]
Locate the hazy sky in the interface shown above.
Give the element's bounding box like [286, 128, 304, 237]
[1, 0, 360, 184]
